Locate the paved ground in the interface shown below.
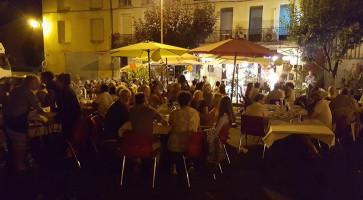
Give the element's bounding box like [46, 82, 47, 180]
[1, 132, 363, 200]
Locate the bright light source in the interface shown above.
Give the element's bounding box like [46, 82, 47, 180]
[269, 72, 279, 90]
[42, 18, 52, 37]
[241, 62, 249, 68]
[29, 19, 41, 28]
[272, 56, 279, 61]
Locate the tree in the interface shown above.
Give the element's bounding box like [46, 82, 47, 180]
[134, 0, 218, 49]
[288, 0, 363, 85]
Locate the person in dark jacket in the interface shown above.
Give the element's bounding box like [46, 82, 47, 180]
[103, 89, 131, 140]
[41, 71, 59, 112]
[55, 73, 81, 140]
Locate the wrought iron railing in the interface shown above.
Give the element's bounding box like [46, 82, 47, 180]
[204, 27, 289, 43]
[111, 27, 289, 48]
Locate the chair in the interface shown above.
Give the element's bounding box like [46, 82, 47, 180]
[239, 115, 266, 158]
[65, 116, 94, 168]
[218, 125, 231, 164]
[120, 133, 157, 188]
[90, 115, 104, 156]
[182, 131, 223, 187]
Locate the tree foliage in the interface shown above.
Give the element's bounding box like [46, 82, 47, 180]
[134, 0, 218, 48]
[288, 0, 363, 84]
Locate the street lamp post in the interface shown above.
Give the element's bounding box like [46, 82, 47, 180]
[161, 0, 164, 44]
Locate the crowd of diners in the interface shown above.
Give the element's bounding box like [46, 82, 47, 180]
[0, 71, 362, 181]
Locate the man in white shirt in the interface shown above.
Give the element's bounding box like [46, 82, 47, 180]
[249, 82, 261, 103]
[265, 83, 285, 104]
[305, 71, 315, 86]
[245, 93, 269, 118]
[310, 93, 332, 130]
[93, 84, 113, 117]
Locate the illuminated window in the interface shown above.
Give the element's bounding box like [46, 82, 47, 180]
[58, 20, 71, 43]
[90, 18, 104, 42]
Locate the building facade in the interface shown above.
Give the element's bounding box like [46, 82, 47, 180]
[42, 0, 299, 81]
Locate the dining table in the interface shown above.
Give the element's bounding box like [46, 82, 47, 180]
[28, 111, 57, 138]
[262, 104, 335, 148]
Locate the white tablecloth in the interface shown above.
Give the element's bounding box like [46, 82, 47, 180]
[262, 119, 335, 148]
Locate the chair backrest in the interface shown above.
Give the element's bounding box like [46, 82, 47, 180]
[334, 115, 350, 140]
[187, 132, 205, 158]
[219, 125, 231, 144]
[72, 116, 93, 145]
[121, 133, 153, 158]
[241, 115, 265, 137]
[91, 115, 104, 143]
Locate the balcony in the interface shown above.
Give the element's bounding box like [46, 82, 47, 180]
[204, 27, 289, 44]
[112, 34, 136, 49]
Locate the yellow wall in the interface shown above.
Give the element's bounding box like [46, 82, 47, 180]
[42, 0, 297, 79]
[212, 0, 292, 30]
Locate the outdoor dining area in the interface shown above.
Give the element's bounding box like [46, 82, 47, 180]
[1, 38, 363, 200]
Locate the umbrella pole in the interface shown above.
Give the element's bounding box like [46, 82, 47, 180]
[166, 58, 168, 86]
[148, 50, 151, 85]
[236, 63, 239, 106]
[230, 52, 237, 103]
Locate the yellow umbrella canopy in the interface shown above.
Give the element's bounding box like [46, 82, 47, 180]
[133, 53, 198, 62]
[111, 41, 189, 83]
[111, 42, 188, 58]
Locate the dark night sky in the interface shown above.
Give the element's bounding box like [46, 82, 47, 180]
[0, 0, 42, 25]
[0, 0, 43, 68]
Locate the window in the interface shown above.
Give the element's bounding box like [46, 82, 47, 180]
[279, 5, 290, 40]
[58, 20, 71, 43]
[249, 6, 263, 42]
[119, 0, 131, 7]
[220, 8, 233, 37]
[58, 0, 70, 11]
[90, 18, 104, 42]
[90, 0, 103, 9]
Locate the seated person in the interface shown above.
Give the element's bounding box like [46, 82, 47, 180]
[93, 84, 113, 118]
[310, 93, 332, 130]
[167, 91, 200, 176]
[245, 94, 269, 118]
[215, 96, 235, 137]
[149, 84, 166, 108]
[245, 94, 269, 128]
[249, 82, 260, 103]
[202, 84, 213, 108]
[285, 82, 296, 103]
[103, 89, 131, 140]
[190, 90, 203, 110]
[265, 83, 285, 104]
[199, 100, 217, 126]
[129, 93, 167, 148]
[329, 87, 358, 124]
[325, 86, 337, 101]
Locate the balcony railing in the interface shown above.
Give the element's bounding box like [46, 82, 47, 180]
[112, 34, 136, 49]
[205, 27, 289, 44]
[111, 27, 289, 48]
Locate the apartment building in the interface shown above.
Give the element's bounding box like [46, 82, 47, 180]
[42, 0, 300, 81]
